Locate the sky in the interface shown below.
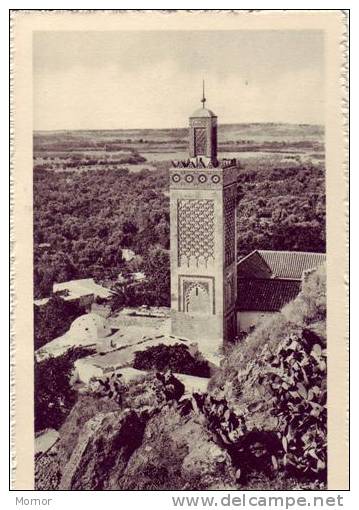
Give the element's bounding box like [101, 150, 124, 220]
[33, 30, 324, 130]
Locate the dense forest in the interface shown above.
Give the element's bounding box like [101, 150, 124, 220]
[33, 157, 325, 300]
[236, 159, 325, 255]
[33, 166, 170, 298]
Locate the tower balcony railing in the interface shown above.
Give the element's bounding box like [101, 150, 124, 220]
[171, 157, 237, 169]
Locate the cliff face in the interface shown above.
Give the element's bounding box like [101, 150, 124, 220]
[36, 372, 236, 490]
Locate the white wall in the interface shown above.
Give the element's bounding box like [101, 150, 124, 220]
[237, 311, 278, 333]
[74, 359, 104, 384]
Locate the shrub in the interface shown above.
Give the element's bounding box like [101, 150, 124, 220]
[133, 343, 210, 377]
[34, 346, 96, 431]
[215, 328, 327, 481]
[282, 265, 326, 325]
[209, 265, 326, 396]
[263, 330, 327, 478]
[93, 370, 186, 413]
[34, 295, 83, 350]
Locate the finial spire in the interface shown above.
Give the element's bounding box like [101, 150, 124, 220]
[201, 80, 206, 108]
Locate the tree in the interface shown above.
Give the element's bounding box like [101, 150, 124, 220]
[143, 248, 170, 306]
[34, 295, 82, 350]
[133, 343, 210, 377]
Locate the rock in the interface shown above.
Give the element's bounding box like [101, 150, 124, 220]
[37, 374, 238, 490]
[59, 409, 146, 490]
[120, 406, 236, 490]
[182, 440, 236, 489]
[35, 428, 59, 456]
[124, 371, 184, 413]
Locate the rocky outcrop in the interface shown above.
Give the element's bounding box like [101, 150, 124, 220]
[59, 409, 146, 490]
[120, 406, 236, 490]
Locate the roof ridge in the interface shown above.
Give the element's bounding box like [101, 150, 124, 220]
[240, 277, 300, 283]
[258, 249, 326, 256]
[237, 249, 259, 263]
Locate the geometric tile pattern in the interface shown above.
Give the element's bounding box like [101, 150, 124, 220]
[224, 187, 236, 266]
[177, 199, 215, 267]
[194, 127, 207, 155]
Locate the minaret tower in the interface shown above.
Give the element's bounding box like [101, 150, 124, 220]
[169, 84, 239, 349]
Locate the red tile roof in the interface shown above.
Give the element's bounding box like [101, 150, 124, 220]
[237, 278, 302, 312]
[238, 250, 326, 280]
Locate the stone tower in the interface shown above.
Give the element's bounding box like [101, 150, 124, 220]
[169, 84, 238, 349]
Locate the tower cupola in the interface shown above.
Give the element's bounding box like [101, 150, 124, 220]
[189, 81, 218, 163]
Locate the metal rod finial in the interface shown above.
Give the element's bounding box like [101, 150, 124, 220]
[201, 80, 206, 108]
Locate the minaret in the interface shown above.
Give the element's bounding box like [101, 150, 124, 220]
[169, 85, 239, 349]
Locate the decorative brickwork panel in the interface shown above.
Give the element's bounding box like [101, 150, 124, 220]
[224, 187, 236, 266]
[170, 168, 223, 189]
[194, 127, 207, 155]
[177, 199, 215, 267]
[170, 166, 237, 190]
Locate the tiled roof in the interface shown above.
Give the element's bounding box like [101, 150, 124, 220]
[237, 278, 302, 312]
[258, 250, 326, 280]
[237, 251, 272, 279]
[238, 250, 326, 280]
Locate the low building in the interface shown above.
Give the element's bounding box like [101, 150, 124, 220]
[35, 312, 116, 361]
[53, 278, 113, 308]
[117, 272, 146, 285]
[131, 272, 146, 282]
[38, 243, 51, 251]
[74, 335, 198, 384]
[236, 250, 326, 333]
[237, 278, 301, 333]
[238, 250, 326, 280]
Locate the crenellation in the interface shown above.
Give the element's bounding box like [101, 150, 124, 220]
[171, 157, 237, 169]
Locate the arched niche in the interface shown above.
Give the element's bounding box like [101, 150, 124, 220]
[185, 282, 210, 315]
